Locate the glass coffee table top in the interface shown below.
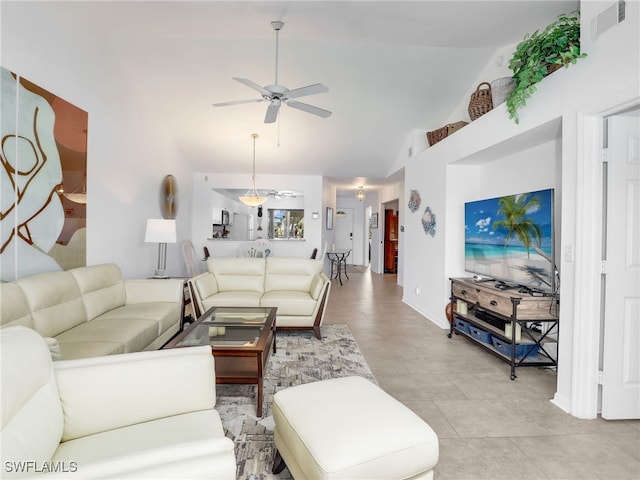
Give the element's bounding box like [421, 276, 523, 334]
[173, 307, 272, 348]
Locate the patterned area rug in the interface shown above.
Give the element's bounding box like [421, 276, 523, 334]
[216, 324, 376, 479]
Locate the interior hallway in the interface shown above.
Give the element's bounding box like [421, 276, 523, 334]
[324, 268, 640, 480]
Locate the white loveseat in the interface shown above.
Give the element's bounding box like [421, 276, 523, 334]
[0, 326, 236, 479]
[0, 263, 183, 360]
[189, 257, 331, 339]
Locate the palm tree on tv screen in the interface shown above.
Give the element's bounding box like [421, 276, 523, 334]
[492, 194, 552, 263]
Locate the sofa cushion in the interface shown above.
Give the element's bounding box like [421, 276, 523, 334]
[0, 282, 34, 329]
[265, 257, 323, 293]
[16, 271, 87, 338]
[0, 327, 64, 468]
[97, 302, 179, 337]
[202, 292, 263, 310]
[55, 317, 158, 355]
[69, 263, 126, 321]
[208, 258, 265, 293]
[261, 291, 318, 316]
[51, 410, 236, 479]
[52, 340, 124, 361]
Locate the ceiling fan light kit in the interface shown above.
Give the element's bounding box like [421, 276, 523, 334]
[239, 133, 268, 207]
[213, 20, 331, 124]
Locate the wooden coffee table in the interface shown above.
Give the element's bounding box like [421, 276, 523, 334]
[164, 306, 276, 416]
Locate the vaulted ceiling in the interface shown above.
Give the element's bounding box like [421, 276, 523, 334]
[36, 1, 578, 194]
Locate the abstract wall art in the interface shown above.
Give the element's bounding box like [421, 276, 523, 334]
[421, 206, 437, 237]
[1, 66, 88, 281]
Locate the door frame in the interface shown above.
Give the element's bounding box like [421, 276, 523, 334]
[568, 87, 639, 418]
[381, 199, 399, 275]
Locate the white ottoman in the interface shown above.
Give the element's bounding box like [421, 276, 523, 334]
[272, 376, 439, 479]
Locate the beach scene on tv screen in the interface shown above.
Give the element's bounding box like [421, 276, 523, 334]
[465, 189, 554, 292]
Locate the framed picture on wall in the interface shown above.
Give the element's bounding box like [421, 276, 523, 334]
[371, 213, 379, 229]
[326, 207, 334, 230]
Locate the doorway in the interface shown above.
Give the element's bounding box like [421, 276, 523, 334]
[381, 199, 399, 275]
[383, 209, 398, 273]
[335, 207, 354, 263]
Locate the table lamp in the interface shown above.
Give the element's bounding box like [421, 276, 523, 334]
[145, 219, 176, 278]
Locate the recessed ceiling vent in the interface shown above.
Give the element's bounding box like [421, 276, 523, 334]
[591, 0, 626, 39]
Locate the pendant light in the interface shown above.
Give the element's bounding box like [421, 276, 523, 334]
[355, 186, 365, 202]
[239, 133, 267, 207]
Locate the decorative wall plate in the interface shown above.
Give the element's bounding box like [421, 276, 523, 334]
[161, 174, 178, 219]
[408, 189, 421, 212]
[421, 206, 437, 237]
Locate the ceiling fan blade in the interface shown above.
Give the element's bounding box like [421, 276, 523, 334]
[286, 83, 329, 99]
[286, 100, 332, 118]
[213, 98, 264, 107]
[264, 100, 281, 123]
[233, 77, 271, 96]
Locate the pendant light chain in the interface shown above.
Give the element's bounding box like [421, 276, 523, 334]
[239, 133, 267, 206]
[252, 133, 258, 184]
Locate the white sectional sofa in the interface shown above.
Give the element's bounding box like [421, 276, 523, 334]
[189, 257, 331, 339]
[0, 263, 183, 360]
[0, 326, 236, 479]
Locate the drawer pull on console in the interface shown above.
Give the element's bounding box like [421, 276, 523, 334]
[490, 300, 498, 306]
[461, 289, 467, 295]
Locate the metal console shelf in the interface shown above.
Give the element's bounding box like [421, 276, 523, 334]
[448, 277, 559, 380]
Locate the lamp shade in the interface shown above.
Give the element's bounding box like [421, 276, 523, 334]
[145, 219, 176, 243]
[239, 194, 267, 206]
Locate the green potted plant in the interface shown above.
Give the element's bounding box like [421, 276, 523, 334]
[506, 11, 587, 123]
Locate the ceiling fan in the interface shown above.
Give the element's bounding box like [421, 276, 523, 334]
[213, 21, 331, 124]
[267, 189, 297, 199]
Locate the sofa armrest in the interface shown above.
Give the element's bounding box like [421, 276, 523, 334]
[54, 346, 216, 442]
[124, 278, 183, 305]
[188, 272, 218, 317]
[310, 272, 330, 300]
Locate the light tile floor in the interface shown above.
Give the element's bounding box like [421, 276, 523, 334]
[324, 268, 640, 480]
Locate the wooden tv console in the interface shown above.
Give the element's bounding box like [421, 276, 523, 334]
[448, 277, 559, 380]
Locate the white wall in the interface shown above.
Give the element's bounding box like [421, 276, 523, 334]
[445, 41, 518, 125]
[3, 2, 193, 279]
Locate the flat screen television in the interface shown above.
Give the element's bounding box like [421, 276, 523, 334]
[464, 188, 556, 293]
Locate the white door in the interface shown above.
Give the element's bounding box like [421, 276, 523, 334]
[601, 114, 640, 419]
[335, 207, 353, 258]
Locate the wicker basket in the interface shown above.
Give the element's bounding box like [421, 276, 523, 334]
[545, 63, 562, 76]
[426, 121, 468, 146]
[468, 82, 493, 121]
[490, 77, 515, 107]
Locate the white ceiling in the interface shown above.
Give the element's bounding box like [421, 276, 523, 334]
[45, 0, 578, 194]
